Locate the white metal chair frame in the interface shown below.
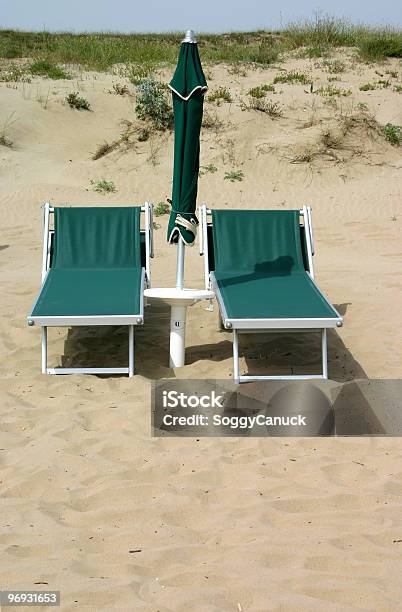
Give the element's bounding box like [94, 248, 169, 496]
[199, 204, 343, 383]
[28, 202, 154, 377]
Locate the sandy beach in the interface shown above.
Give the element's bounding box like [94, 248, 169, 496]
[1, 49, 402, 610]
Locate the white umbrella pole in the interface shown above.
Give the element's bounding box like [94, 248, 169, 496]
[169, 28, 196, 368]
[170, 239, 186, 367]
[175, 238, 185, 290]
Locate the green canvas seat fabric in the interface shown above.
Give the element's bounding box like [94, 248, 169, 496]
[211, 210, 338, 320]
[212, 209, 304, 274]
[32, 268, 142, 316]
[213, 271, 338, 319]
[32, 206, 143, 317]
[52, 206, 141, 269]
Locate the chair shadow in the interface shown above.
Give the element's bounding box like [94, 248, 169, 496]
[59, 301, 364, 383]
[184, 302, 366, 383]
[60, 325, 131, 374]
[59, 315, 390, 434]
[59, 301, 175, 378]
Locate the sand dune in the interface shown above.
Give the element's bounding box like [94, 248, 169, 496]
[1, 51, 402, 609]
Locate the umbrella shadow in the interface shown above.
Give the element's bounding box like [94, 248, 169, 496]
[331, 380, 386, 435]
[213, 257, 298, 287]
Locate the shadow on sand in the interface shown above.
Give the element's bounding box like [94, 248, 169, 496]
[59, 301, 365, 383]
[58, 301, 399, 435]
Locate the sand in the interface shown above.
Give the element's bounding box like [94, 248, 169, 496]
[1, 51, 402, 610]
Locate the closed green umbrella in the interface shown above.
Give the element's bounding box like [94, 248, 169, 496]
[167, 31, 207, 252]
[145, 31, 213, 370]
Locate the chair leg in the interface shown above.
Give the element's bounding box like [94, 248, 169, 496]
[217, 310, 225, 331]
[41, 326, 47, 374]
[322, 329, 328, 379]
[233, 329, 240, 384]
[128, 325, 134, 377]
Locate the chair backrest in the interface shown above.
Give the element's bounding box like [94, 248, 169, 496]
[211, 209, 305, 274]
[52, 207, 142, 269]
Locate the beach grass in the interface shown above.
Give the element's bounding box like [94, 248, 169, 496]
[0, 30, 285, 69]
[0, 17, 401, 72]
[29, 59, 71, 79]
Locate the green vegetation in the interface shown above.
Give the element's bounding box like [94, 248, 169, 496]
[29, 60, 70, 79]
[316, 84, 352, 97]
[243, 97, 283, 117]
[0, 17, 401, 73]
[0, 61, 69, 82]
[287, 16, 401, 62]
[248, 84, 275, 98]
[208, 86, 232, 104]
[0, 30, 283, 69]
[227, 64, 248, 77]
[359, 80, 392, 91]
[285, 14, 355, 48]
[273, 71, 310, 85]
[137, 127, 150, 141]
[110, 82, 129, 95]
[66, 92, 91, 110]
[322, 59, 346, 73]
[249, 41, 280, 64]
[154, 201, 170, 216]
[200, 163, 218, 176]
[135, 77, 173, 130]
[358, 30, 402, 62]
[90, 179, 117, 193]
[124, 63, 155, 85]
[224, 170, 244, 182]
[0, 64, 31, 82]
[383, 123, 402, 145]
[300, 46, 330, 58]
[394, 84, 402, 93]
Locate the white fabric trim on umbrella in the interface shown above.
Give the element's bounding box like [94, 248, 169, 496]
[168, 227, 197, 246]
[168, 84, 208, 101]
[168, 214, 198, 246]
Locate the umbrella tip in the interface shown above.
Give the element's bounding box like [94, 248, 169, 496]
[182, 30, 197, 43]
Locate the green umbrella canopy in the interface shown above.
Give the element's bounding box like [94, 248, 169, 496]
[167, 41, 207, 245]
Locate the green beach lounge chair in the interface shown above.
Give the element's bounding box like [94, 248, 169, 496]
[199, 205, 343, 383]
[28, 203, 153, 376]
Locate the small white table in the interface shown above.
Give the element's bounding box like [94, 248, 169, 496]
[144, 287, 215, 367]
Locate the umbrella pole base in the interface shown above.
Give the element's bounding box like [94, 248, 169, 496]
[169, 304, 187, 368]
